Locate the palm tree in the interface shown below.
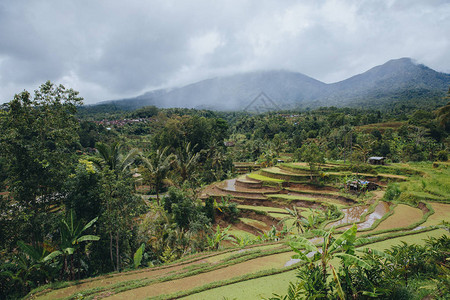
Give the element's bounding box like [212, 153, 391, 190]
[93, 142, 139, 177]
[337, 145, 347, 162]
[207, 144, 229, 181]
[141, 147, 176, 205]
[352, 142, 374, 164]
[45, 210, 99, 280]
[175, 142, 200, 184]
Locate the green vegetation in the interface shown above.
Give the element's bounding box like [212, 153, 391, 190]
[0, 82, 449, 299]
[296, 140, 325, 181]
[397, 162, 450, 203]
[272, 229, 450, 300]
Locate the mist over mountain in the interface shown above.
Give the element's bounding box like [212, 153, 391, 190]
[101, 58, 450, 111]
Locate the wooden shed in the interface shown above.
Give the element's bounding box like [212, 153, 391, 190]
[368, 156, 386, 165]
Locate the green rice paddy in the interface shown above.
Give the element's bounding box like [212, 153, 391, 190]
[33, 161, 450, 300]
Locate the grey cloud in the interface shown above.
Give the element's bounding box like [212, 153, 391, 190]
[0, 0, 449, 104]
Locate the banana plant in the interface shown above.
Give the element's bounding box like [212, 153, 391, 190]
[12, 241, 53, 291]
[206, 224, 236, 250]
[44, 210, 99, 280]
[287, 224, 372, 299]
[234, 235, 253, 247]
[280, 206, 305, 234]
[300, 209, 322, 231]
[133, 243, 146, 269]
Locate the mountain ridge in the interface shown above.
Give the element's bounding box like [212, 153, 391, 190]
[99, 58, 450, 111]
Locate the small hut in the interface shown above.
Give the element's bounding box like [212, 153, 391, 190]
[368, 156, 386, 165]
[346, 179, 378, 192]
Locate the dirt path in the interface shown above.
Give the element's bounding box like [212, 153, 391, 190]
[377, 173, 408, 180]
[106, 252, 294, 299]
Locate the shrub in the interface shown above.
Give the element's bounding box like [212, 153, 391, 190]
[388, 286, 414, 300]
[204, 197, 215, 223]
[324, 204, 342, 220]
[215, 197, 240, 223]
[163, 187, 209, 229]
[437, 150, 448, 162]
[383, 183, 401, 201]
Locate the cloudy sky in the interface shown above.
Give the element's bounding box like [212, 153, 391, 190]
[1, 0, 449, 104]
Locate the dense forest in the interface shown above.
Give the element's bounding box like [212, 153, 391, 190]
[0, 82, 449, 299]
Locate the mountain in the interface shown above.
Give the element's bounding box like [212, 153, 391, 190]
[100, 58, 450, 111]
[105, 70, 326, 111]
[323, 58, 450, 107]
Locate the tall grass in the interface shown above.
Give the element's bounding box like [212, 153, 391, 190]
[396, 162, 450, 203]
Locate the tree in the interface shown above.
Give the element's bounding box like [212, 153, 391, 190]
[129, 105, 158, 118]
[352, 143, 372, 164]
[12, 241, 54, 293]
[93, 142, 139, 178]
[352, 133, 375, 164]
[90, 142, 143, 272]
[208, 145, 231, 181]
[175, 142, 200, 184]
[0, 81, 82, 247]
[297, 140, 325, 181]
[271, 133, 287, 157]
[141, 147, 176, 205]
[64, 160, 103, 225]
[163, 187, 200, 229]
[435, 91, 450, 130]
[99, 169, 144, 272]
[300, 210, 323, 231]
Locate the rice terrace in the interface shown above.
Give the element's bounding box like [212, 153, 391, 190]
[26, 159, 450, 299]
